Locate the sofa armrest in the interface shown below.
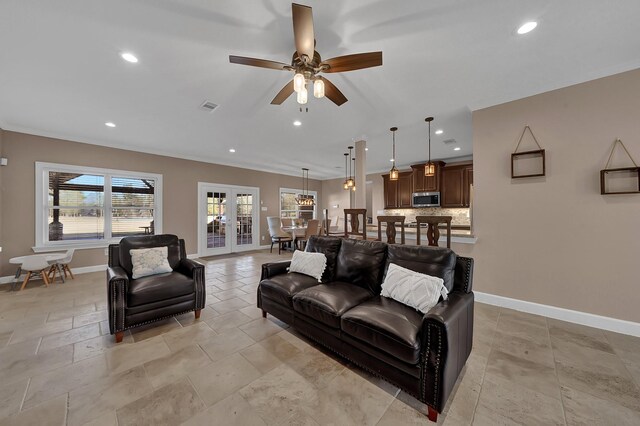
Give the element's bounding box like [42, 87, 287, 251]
[107, 266, 129, 335]
[260, 261, 291, 281]
[420, 291, 474, 413]
[177, 258, 206, 310]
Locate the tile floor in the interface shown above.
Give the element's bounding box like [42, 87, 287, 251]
[1, 250, 640, 425]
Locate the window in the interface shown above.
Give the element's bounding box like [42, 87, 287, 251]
[279, 188, 317, 220]
[35, 163, 162, 251]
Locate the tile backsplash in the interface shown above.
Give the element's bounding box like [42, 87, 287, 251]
[380, 208, 471, 226]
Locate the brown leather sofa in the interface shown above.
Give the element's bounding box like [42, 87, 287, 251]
[257, 236, 474, 422]
[107, 234, 206, 342]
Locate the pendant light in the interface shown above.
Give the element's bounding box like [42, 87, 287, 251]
[351, 158, 357, 192]
[295, 168, 315, 206]
[389, 126, 399, 180]
[346, 146, 355, 188]
[425, 116, 435, 176]
[343, 153, 349, 190]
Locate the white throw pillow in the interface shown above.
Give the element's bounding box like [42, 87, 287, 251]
[381, 263, 448, 314]
[288, 250, 327, 282]
[130, 246, 173, 279]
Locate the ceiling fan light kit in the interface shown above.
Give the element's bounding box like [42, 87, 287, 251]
[229, 3, 382, 106]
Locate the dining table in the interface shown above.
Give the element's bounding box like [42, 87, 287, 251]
[9, 252, 68, 288]
[281, 225, 307, 250]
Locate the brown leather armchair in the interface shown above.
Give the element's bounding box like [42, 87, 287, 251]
[107, 234, 206, 342]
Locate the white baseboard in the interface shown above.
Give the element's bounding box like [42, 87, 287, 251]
[475, 291, 640, 337]
[0, 264, 107, 285]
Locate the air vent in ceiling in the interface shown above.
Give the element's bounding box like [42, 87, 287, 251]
[443, 138, 457, 145]
[199, 101, 218, 112]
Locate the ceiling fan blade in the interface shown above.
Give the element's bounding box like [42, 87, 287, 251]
[320, 77, 347, 106]
[229, 55, 289, 70]
[321, 52, 383, 73]
[271, 80, 295, 105]
[292, 3, 315, 61]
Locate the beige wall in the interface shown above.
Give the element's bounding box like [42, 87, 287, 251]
[321, 173, 386, 228]
[0, 131, 322, 275]
[0, 128, 4, 268]
[472, 68, 640, 323]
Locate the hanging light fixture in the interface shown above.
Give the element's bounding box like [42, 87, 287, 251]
[346, 146, 355, 188]
[389, 126, 399, 180]
[425, 116, 435, 176]
[313, 78, 325, 98]
[343, 153, 349, 190]
[351, 158, 357, 192]
[295, 168, 315, 206]
[293, 73, 305, 93]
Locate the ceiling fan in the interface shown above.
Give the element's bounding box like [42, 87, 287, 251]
[229, 3, 382, 106]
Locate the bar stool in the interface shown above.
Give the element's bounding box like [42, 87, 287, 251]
[376, 216, 406, 244]
[343, 209, 367, 240]
[416, 216, 452, 248]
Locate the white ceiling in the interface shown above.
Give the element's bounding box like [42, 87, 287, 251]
[1, 1, 639, 179]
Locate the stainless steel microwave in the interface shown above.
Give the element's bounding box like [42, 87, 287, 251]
[412, 192, 440, 207]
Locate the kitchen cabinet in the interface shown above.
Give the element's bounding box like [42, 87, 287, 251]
[398, 171, 413, 208]
[411, 161, 445, 193]
[441, 163, 473, 207]
[382, 174, 398, 209]
[382, 171, 413, 209]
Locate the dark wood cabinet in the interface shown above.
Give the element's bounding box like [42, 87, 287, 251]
[464, 167, 473, 207]
[398, 171, 413, 208]
[411, 161, 445, 193]
[441, 163, 473, 208]
[382, 171, 414, 209]
[383, 161, 471, 209]
[441, 167, 465, 207]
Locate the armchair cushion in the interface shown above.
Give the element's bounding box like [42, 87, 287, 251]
[119, 234, 182, 276]
[341, 296, 423, 364]
[128, 272, 194, 307]
[130, 246, 173, 279]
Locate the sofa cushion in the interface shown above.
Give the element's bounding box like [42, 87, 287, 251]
[386, 245, 457, 291]
[128, 271, 194, 307]
[334, 239, 388, 294]
[260, 273, 321, 307]
[341, 296, 424, 364]
[293, 283, 373, 329]
[289, 250, 326, 282]
[305, 236, 342, 282]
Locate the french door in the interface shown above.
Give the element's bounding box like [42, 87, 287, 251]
[198, 183, 259, 256]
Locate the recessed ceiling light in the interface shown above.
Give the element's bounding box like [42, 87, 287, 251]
[293, 120, 302, 126]
[390, 158, 395, 162]
[365, 148, 369, 151]
[105, 122, 116, 128]
[517, 21, 537, 35]
[229, 148, 236, 153]
[435, 129, 443, 135]
[120, 52, 138, 63]
[454, 147, 461, 151]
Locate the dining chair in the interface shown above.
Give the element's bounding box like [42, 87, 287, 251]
[376, 215, 406, 244]
[267, 216, 293, 254]
[343, 209, 367, 240]
[415, 215, 452, 248]
[53, 249, 75, 281]
[20, 256, 51, 291]
[281, 218, 294, 227]
[297, 219, 320, 250]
